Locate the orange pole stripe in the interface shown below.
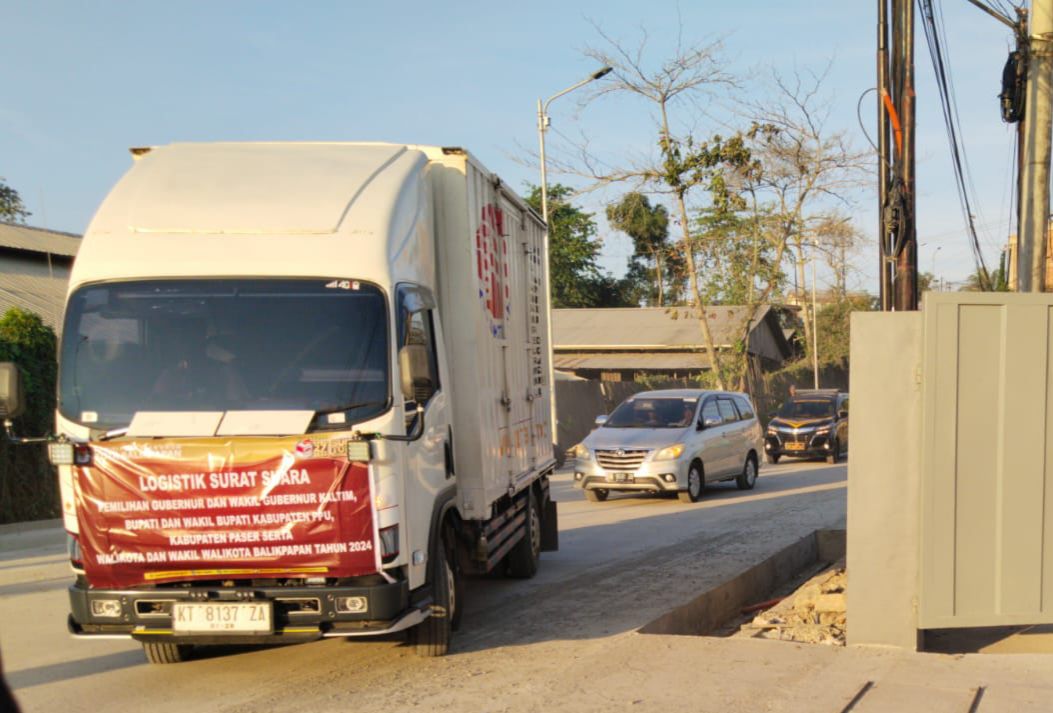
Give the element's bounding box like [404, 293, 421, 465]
[881, 89, 903, 157]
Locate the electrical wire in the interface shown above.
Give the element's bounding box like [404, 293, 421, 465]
[920, 0, 993, 287]
[856, 87, 881, 154]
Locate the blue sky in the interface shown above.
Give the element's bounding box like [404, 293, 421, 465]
[1, 1, 1022, 291]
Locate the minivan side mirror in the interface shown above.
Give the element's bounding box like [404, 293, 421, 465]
[594, 414, 608, 427]
[0, 363, 25, 420]
[699, 416, 721, 430]
[398, 344, 433, 403]
[838, 409, 848, 419]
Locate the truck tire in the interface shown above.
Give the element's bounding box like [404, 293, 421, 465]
[142, 641, 192, 664]
[506, 489, 540, 579]
[408, 536, 455, 657]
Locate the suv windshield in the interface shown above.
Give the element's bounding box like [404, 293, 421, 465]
[59, 279, 390, 430]
[778, 399, 836, 420]
[604, 398, 698, 429]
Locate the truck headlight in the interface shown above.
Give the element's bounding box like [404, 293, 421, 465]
[653, 444, 685, 461]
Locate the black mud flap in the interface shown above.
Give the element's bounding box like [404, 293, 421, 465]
[540, 497, 559, 552]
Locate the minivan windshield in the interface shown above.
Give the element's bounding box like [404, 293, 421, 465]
[604, 397, 698, 429]
[778, 399, 835, 420]
[59, 279, 390, 430]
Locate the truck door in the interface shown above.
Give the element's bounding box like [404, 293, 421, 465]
[396, 285, 452, 586]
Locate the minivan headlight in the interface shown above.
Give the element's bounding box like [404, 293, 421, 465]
[653, 444, 685, 461]
[572, 443, 591, 459]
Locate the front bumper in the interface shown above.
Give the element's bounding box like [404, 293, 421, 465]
[572, 457, 687, 493]
[68, 577, 421, 644]
[764, 433, 835, 458]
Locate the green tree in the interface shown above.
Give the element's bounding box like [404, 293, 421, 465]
[0, 308, 59, 522]
[814, 294, 874, 368]
[525, 184, 632, 307]
[606, 192, 673, 306]
[0, 178, 30, 224]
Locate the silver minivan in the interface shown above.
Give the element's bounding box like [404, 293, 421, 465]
[571, 389, 763, 503]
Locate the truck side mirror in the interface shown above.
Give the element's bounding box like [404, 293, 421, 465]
[398, 344, 434, 404]
[594, 414, 608, 427]
[0, 362, 25, 420]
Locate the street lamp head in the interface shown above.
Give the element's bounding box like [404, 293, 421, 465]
[591, 66, 614, 80]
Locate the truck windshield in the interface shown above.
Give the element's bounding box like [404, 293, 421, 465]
[59, 279, 390, 430]
[604, 398, 698, 429]
[777, 399, 835, 419]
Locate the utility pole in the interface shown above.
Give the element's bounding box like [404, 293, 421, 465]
[877, 0, 918, 310]
[1018, 0, 1053, 291]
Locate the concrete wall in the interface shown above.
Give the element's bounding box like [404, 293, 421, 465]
[846, 312, 923, 649]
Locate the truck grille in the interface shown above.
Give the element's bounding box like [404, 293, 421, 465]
[595, 449, 650, 471]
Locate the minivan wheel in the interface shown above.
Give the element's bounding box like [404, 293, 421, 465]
[766, 453, 780, 465]
[826, 440, 840, 464]
[678, 462, 704, 503]
[584, 488, 609, 502]
[736, 455, 758, 490]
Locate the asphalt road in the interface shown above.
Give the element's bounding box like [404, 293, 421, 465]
[1, 458, 847, 713]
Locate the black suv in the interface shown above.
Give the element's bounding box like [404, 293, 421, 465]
[764, 389, 848, 464]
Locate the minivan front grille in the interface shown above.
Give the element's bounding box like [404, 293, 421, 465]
[595, 449, 650, 471]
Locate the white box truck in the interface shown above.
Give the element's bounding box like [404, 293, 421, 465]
[0, 142, 558, 662]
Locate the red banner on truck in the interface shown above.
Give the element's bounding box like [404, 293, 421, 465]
[74, 435, 376, 589]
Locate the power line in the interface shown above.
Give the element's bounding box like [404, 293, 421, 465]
[919, 0, 993, 286]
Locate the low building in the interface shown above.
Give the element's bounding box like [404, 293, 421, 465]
[0, 222, 81, 333]
[552, 305, 794, 382]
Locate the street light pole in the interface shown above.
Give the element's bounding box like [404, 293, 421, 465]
[535, 66, 611, 447]
[536, 66, 612, 223]
[811, 238, 820, 389]
[930, 245, 942, 290]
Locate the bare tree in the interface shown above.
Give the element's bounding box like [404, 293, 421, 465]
[576, 27, 738, 388]
[737, 67, 869, 362]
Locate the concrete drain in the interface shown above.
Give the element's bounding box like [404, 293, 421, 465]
[639, 529, 846, 643]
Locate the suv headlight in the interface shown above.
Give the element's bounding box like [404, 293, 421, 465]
[572, 443, 591, 459]
[653, 444, 685, 461]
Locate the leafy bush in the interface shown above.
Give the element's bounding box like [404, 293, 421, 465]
[0, 308, 59, 523]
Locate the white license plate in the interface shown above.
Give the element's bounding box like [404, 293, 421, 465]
[171, 602, 272, 634]
[608, 472, 635, 483]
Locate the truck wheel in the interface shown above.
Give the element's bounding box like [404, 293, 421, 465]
[678, 462, 705, 503]
[584, 488, 609, 502]
[506, 489, 540, 579]
[766, 453, 780, 465]
[736, 454, 758, 490]
[142, 641, 192, 664]
[408, 536, 455, 657]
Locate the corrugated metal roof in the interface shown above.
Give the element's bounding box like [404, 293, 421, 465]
[0, 222, 81, 257]
[552, 306, 772, 349]
[0, 271, 67, 331]
[554, 352, 713, 370]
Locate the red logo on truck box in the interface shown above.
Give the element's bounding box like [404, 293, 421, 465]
[476, 204, 510, 338]
[74, 437, 376, 589]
